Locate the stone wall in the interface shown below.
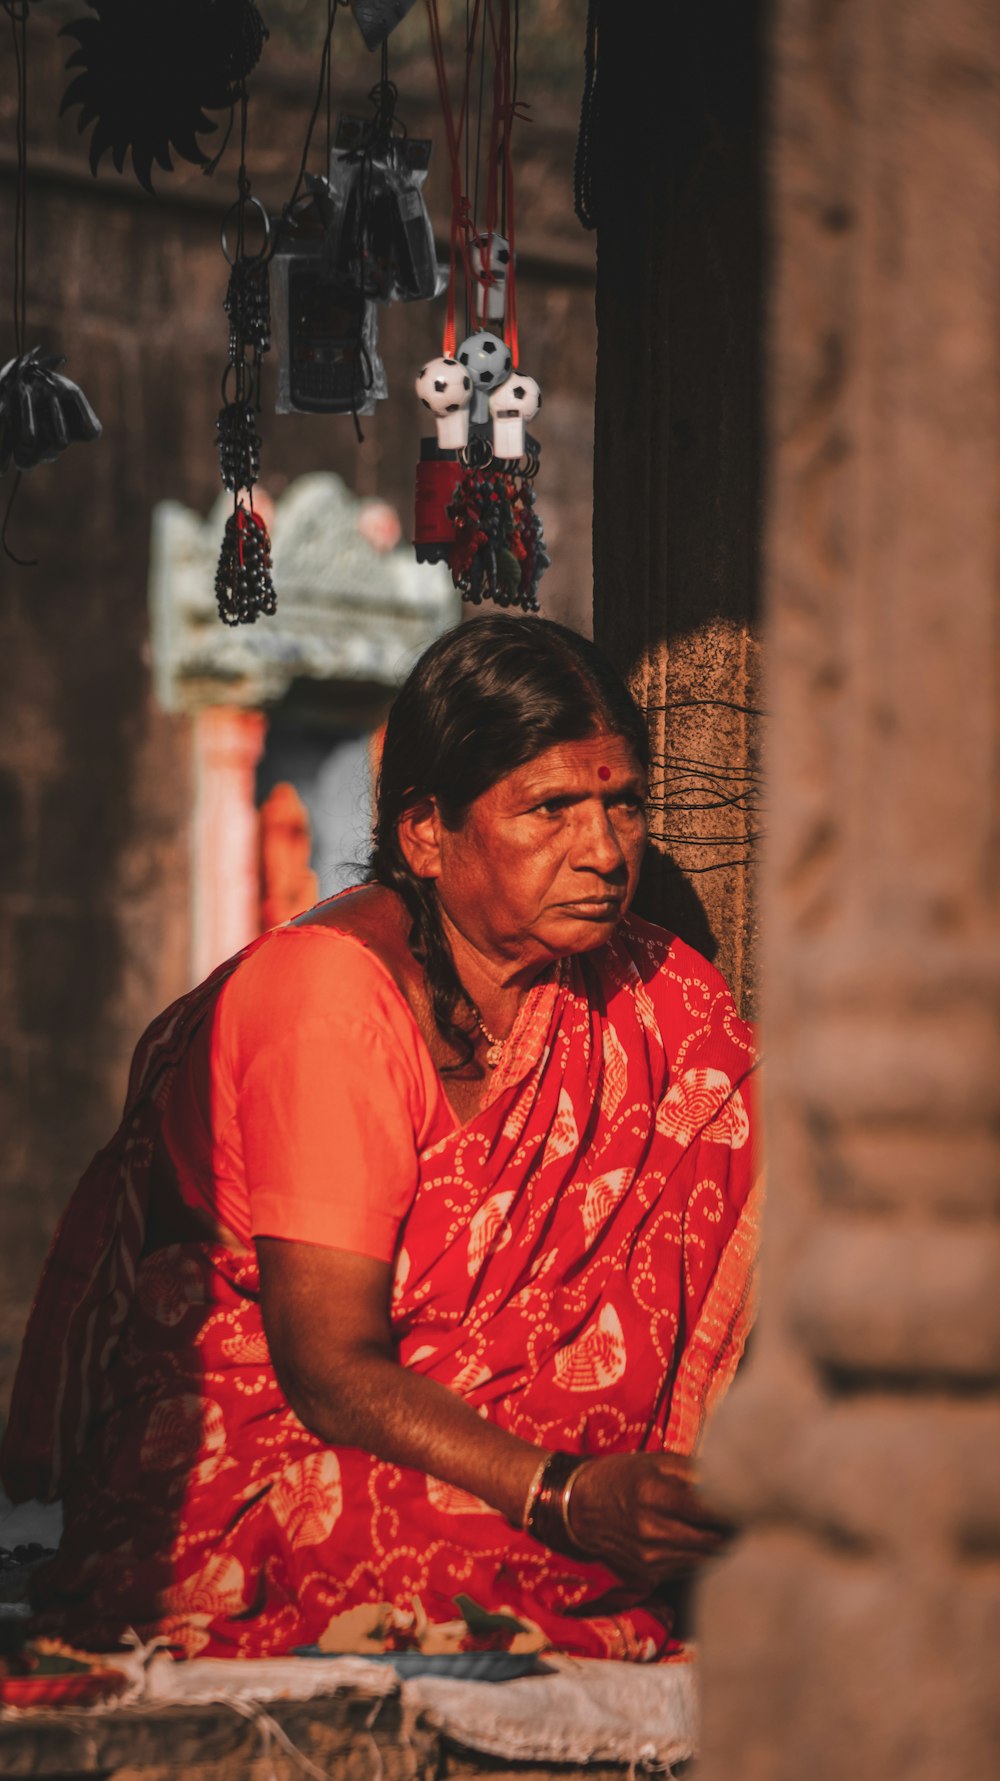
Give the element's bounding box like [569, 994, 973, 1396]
[0, 10, 595, 1415]
[698, 2, 1000, 1776]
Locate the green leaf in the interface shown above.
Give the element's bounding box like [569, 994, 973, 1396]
[453, 1593, 530, 1636]
[30, 1652, 92, 1676]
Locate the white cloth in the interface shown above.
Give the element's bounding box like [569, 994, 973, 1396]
[130, 1649, 698, 1768]
[409, 1655, 698, 1767]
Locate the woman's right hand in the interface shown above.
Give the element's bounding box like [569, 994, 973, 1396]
[565, 1452, 732, 1585]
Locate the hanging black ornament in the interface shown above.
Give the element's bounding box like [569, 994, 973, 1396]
[0, 349, 102, 475]
[214, 500, 276, 626]
[224, 254, 270, 362]
[60, 0, 268, 193]
[216, 398, 260, 492]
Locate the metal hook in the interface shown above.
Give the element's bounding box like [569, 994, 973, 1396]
[220, 195, 272, 266]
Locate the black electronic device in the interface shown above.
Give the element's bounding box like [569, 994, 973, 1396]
[286, 263, 369, 414]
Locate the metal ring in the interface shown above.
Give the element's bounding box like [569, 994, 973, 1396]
[220, 195, 271, 267]
[461, 434, 494, 471]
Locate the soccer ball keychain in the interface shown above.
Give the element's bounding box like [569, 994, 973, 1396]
[414, 0, 549, 612]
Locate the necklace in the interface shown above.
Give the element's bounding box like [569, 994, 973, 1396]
[473, 1008, 509, 1070]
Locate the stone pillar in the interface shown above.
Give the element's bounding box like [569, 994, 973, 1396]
[591, 0, 764, 1013]
[192, 709, 266, 983]
[698, 3, 1000, 1777]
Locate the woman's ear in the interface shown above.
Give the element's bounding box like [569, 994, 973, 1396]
[397, 798, 442, 880]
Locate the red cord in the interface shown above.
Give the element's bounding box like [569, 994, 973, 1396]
[423, 0, 521, 363]
[484, 0, 501, 259]
[425, 0, 481, 355]
[482, 0, 519, 363]
[498, 0, 519, 364]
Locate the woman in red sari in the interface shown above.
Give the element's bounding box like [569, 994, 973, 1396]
[2, 616, 759, 1662]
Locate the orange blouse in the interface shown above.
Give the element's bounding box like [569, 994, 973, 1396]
[157, 928, 457, 1261]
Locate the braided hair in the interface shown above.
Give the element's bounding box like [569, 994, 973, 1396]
[370, 615, 649, 1071]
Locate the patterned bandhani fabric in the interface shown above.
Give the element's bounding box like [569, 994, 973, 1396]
[1, 915, 760, 1661]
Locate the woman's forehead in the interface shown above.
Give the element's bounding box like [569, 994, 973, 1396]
[505, 734, 644, 790]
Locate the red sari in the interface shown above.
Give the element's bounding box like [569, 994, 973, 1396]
[2, 914, 760, 1661]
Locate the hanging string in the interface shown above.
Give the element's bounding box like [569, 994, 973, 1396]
[3, 1, 34, 564]
[481, 0, 522, 365]
[236, 84, 249, 257]
[0, 472, 33, 567]
[470, 4, 487, 337]
[642, 696, 766, 873]
[472, 12, 487, 212]
[573, 0, 599, 230]
[234, 81, 255, 453]
[483, 0, 502, 278]
[498, 0, 521, 364]
[281, 0, 341, 229]
[8, 1, 28, 357]
[425, 0, 471, 354]
[500, 0, 517, 237]
[464, 0, 470, 336]
[324, 0, 334, 173]
[423, 0, 524, 359]
[425, 0, 481, 356]
[501, 0, 523, 238]
[214, 60, 277, 626]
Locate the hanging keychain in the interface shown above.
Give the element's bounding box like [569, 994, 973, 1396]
[213, 82, 276, 626]
[414, 0, 549, 612]
[223, 199, 271, 372]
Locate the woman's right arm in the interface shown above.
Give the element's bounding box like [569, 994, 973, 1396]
[258, 1236, 729, 1585]
[258, 1237, 542, 1525]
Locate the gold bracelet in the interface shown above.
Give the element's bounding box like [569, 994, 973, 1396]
[519, 1453, 551, 1531]
[560, 1458, 597, 1548]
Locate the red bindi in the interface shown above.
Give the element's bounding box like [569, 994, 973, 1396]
[597, 765, 611, 781]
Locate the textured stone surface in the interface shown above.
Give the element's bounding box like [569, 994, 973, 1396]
[700, 1531, 1000, 1781]
[698, 1, 1000, 1776]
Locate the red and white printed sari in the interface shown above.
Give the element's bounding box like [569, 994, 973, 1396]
[2, 915, 760, 1661]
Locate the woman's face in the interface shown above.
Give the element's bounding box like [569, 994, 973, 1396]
[407, 731, 649, 972]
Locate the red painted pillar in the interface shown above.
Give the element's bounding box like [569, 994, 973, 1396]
[191, 708, 267, 983]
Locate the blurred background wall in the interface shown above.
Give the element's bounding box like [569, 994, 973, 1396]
[0, 0, 595, 1410]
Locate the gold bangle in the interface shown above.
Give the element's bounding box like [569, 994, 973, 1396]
[524, 1451, 590, 1554]
[519, 1453, 550, 1531]
[560, 1458, 596, 1547]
